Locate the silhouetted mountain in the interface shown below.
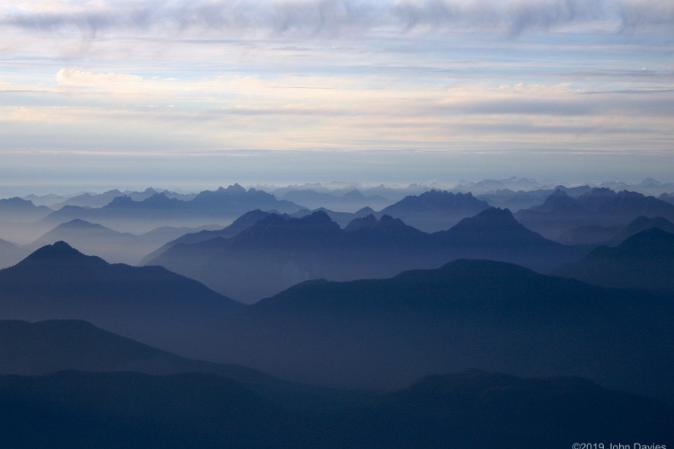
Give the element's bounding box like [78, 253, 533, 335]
[437, 207, 560, 248]
[0, 371, 288, 449]
[1, 370, 671, 449]
[148, 209, 580, 302]
[143, 210, 273, 262]
[43, 185, 303, 232]
[0, 238, 27, 269]
[608, 216, 674, 245]
[380, 190, 490, 231]
[0, 242, 241, 352]
[206, 259, 674, 402]
[0, 319, 268, 384]
[361, 371, 674, 449]
[516, 188, 674, 240]
[558, 228, 674, 293]
[291, 206, 374, 227]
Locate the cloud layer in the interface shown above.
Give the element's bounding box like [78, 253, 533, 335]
[3, 0, 673, 38]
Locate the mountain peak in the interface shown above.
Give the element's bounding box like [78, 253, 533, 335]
[24, 241, 88, 262]
[618, 227, 674, 252]
[59, 219, 106, 230]
[344, 214, 378, 231]
[219, 183, 246, 193]
[450, 207, 519, 231]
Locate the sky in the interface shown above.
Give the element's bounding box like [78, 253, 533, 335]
[0, 0, 673, 191]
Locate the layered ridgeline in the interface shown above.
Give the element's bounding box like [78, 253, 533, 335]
[207, 259, 674, 402]
[1, 370, 671, 449]
[0, 319, 359, 410]
[29, 219, 211, 264]
[290, 190, 493, 231]
[42, 184, 303, 233]
[277, 188, 391, 212]
[558, 228, 674, 293]
[147, 208, 583, 302]
[0, 197, 54, 243]
[0, 197, 52, 222]
[0, 320, 269, 384]
[377, 190, 490, 231]
[558, 215, 674, 246]
[53, 187, 195, 209]
[0, 242, 241, 353]
[517, 188, 674, 240]
[2, 242, 671, 403]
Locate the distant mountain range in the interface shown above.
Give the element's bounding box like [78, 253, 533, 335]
[278, 188, 391, 212]
[557, 215, 674, 246]
[558, 228, 674, 293]
[516, 188, 674, 240]
[53, 188, 195, 209]
[148, 208, 582, 302]
[0, 197, 52, 223]
[608, 216, 674, 245]
[2, 369, 671, 449]
[378, 190, 490, 232]
[288, 189, 492, 231]
[476, 185, 592, 212]
[42, 184, 303, 232]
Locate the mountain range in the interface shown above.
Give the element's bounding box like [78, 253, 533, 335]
[516, 188, 674, 240]
[0, 197, 52, 222]
[474, 185, 593, 212]
[278, 188, 391, 212]
[148, 208, 583, 302]
[378, 190, 490, 232]
[0, 320, 268, 384]
[29, 219, 213, 264]
[42, 184, 303, 233]
[558, 228, 674, 293]
[1, 242, 672, 404]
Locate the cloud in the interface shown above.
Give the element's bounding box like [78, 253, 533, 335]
[1, 0, 672, 39]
